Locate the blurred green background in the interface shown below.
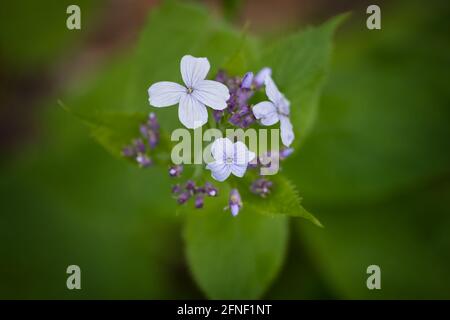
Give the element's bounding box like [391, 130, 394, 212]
[1, 0, 449, 299]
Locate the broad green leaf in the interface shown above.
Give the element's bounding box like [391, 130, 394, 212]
[183, 183, 288, 299]
[242, 175, 322, 227]
[262, 14, 347, 148]
[287, 6, 450, 205]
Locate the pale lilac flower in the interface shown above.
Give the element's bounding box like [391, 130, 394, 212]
[254, 67, 272, 87]
[148, 55, 230, 129]
[206, 138, 256, 182]
[252, 76, 295, 147]
[229, 189, 242, 216]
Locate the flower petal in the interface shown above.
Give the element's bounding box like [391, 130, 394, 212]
[180, 55, 210, 88]
[265, 76, 283, 104]
[280, 115, 295, 147]
[211, 137, 234, 162]
[252, 101, 279, 126]
[206, 161, 232, 182]
[230, 163, 247, 178]
[233, 141, 255, 165]
[178, 94, 208, 129]
[148, 81, 186, 107]
[193, 80, 230, 110]
[254, 67, 272, 86]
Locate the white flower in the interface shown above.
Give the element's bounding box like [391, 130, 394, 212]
[252, 76, 295, 147]
[206, 138, 256, 182]
[148, 55, 230, 129]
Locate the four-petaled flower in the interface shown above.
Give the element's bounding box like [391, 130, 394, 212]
[206, 138, 256, 182]
[252, 76, 295, 147]
[148, 55, 230, 129]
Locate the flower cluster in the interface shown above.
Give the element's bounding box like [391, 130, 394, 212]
[121, 55, 298, 216]
[171, 179, 218, 209]
[213, 68, 294, 147]
[122, 112, 160, 167]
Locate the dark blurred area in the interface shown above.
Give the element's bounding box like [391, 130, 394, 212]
[1, 0, 449, 299]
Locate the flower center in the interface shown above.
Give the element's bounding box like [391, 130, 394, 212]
[187, 87, 194, 94]
[225, 156, 234, 164]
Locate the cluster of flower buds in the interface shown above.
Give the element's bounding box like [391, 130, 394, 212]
[172, 181, 218, 209]
[213, 68, 271, 128]
[250, 178, 273, 198]
[247, 147, 295, 171]
[122, 113, 160, 167]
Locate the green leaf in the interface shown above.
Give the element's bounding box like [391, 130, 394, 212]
[262, 14, 348, 147]
[243, 175, 322, 227]
[287, 9, 450, 205]
[183, 183, 288, 299]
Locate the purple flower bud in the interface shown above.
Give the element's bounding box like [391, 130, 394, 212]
[178, 192, 190, 204]
[136, 154, 152, 168]
[139, 124, 149, 138]
[195, 196, 204, 209]
[172, 184, 181, 194]
[148, 112, 159, 130]
[185, 180, 196, 192]
[242, 114, 256, 127]
[250, 178, 273, 198]
[215, 70, 228, 83]
[148, 131, 159, 149]
[254, 67, 272, 87]
[237, 89, 253, 107]
[280, 147, 294, 160]
[228, 112, 241, 127]
[241, 72, 254, 89]
[133, 139, 146, 154]
[169, 165, 183, 177]
[122, 146, 135, 157]
[228, 104, 256, 128]
[204, 182, 218, 197]
[229, 189, 242, 217]
[213, 110, 224, 123]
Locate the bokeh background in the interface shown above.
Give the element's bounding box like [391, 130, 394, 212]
[1, 0, 449, 299]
